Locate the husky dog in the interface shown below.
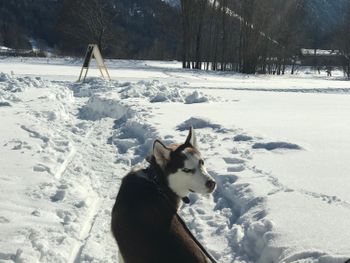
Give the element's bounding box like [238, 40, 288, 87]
[111, 128, 216, 263]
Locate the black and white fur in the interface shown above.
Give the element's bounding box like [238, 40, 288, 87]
[111, 128, 216, 263]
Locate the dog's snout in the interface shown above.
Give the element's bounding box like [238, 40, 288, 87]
[205, 180, 216, 192]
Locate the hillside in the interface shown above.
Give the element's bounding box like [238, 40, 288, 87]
[0, 0, 180, 59]
[0, 0, 348, 59]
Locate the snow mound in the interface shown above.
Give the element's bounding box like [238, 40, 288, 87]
[120, 80, 185, 103]
[252, 141, 302, 151]
[70, 77, 119, 97]
[70, 78, 211, 104]
[184, 91, 209, 104]
[177, 117, 224, 131]
[0, 100, 11, 107]
[0, 73, 51, 92]
[0, 89, 21, 104]
[79, 92, 134, 121]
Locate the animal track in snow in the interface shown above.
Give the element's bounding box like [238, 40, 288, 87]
[6, 140, 32, 150]
[33, 164, 51, 173]
[300, 190, 350, 209]
[252, 168, 350, 210]
[227, 165, 246, 173]
[223, 157, 245, 165]
[21, 125, 49, 144]
[0, 216, 10, 223]
[50, 189, 66, 202]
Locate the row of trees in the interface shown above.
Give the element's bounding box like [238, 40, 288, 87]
[180, 0, 350, 75]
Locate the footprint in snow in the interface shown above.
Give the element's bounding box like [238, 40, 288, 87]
[56, 210, 75, 225]
[223, 157, 245, 165]
[0, 216, 10, 223]
[9, 140, 32, 150]
[31, 210, 41, 217]
[301, 190, 350, 208]
[50, 190, 66, 202]
[33, 164, 51, 173]
[227, 165, 245, 173]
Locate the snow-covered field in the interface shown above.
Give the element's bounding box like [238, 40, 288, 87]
[1, 57, 350, 263]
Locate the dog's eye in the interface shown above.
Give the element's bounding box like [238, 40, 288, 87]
[182, 168, 194, 173]
[199, 160, 204, 166]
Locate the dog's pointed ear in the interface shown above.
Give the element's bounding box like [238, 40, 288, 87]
[153, 140, 171, 168]
[185, 127, 197, 148]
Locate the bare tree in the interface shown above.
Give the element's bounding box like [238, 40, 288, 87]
[57, 0, 118, 54]
[336, 1, 350, 78]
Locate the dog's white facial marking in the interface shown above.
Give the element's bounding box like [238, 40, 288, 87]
[168, 149, 215, 198]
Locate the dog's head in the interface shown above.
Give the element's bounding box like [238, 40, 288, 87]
[152, 127, 216, 199]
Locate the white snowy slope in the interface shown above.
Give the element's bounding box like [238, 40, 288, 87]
[1, 58, 350, 263]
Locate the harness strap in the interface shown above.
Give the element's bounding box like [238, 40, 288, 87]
[146, 168, 218, 263]
[175, 213, 218, 263]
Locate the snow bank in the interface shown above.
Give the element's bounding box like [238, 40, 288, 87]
[0, 99, 11, 107]
[70, 78, 119, 97]
[120, 80, 185, 103]
[0, 73, 73, 112]
[0, 73, 53, 92]
[70, 78, 211, 104]
[79, 91, 134, 121]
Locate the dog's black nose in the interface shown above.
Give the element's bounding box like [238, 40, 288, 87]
[206, 180, 216, 192]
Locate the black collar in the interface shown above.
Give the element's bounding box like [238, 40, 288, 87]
[143, 165, 216, 263]
[145, 165, 190, 206]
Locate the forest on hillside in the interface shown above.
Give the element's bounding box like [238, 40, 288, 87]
[1, 0, 350, 75]
[0, 0, 180, 59]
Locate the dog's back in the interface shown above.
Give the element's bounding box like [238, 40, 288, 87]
[111, 170, 209, 263]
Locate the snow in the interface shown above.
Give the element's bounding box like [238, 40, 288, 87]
[176, 117, 223, 131]
[301, 48, 341, 56]
[1, 57, 350, 263]
[0, 46, 12, 52]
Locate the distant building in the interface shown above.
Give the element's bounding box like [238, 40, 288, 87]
[299, 48, 346, 67]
